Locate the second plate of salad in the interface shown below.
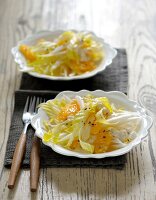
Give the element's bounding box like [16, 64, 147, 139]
[12, 30, 117, 80]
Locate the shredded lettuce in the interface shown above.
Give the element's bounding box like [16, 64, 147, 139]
[40, 95, 142, 154]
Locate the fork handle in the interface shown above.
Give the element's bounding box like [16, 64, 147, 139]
[30, 135, 40, 192]
[8, 133, 27, 189]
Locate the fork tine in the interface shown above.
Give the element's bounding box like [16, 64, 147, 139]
[39, 97, 43, 104]
[29, 96, 36, 113]
[23, 97, 29, 114]
[36, 97, 40, 105]
[35, 97, 40, 113]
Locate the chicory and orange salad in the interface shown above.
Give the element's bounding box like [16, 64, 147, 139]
[40, 94, 141, 154]
[19, 31, 104, 77]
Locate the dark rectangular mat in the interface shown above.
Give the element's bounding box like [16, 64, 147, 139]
[5, 90, 126, 169]
[4, 49, 128, 169]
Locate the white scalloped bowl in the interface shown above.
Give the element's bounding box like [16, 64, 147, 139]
[31, 90, 153, 159]
[11, 30, 117, 80]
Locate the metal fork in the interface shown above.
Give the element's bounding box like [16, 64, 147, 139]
[8, 96, 41, 189]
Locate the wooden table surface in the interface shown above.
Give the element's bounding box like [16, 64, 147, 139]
[0, 0, 156, 199]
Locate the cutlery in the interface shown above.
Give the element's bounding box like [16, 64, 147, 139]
[30, 97, 43, 192]
[8, 96, 38, 189]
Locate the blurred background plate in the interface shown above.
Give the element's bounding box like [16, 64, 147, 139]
[11, 30, 117, 80]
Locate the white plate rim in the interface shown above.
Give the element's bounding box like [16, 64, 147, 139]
[31, 90, 153, 158]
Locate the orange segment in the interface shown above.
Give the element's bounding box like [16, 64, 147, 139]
[70, 139, 80, 149]
[93, 131, 113, 153]
[79, 61, 96, 73]
[19, 44, 36, 62]
[90, 122, 102, 135]
[91, 123, 113, 153]
[57, 99, 80, 121]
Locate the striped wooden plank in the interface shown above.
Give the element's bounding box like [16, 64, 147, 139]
[0, 0, 156, 199]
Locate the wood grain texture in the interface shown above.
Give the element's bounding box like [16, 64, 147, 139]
[8, 133, 27, 189]
[30, 136, 40, 192]
[0, 0, 156, 199]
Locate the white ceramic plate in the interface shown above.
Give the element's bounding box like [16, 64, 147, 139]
[31, 90, 153, 158]
[11, 30, 117, 80]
